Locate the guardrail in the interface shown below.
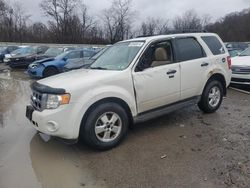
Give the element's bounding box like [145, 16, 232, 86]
[0, 42, 106, 48]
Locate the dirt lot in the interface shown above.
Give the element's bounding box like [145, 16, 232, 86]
[0, 64, 250, 188]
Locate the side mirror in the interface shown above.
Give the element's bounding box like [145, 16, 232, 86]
[63, 57, 68, 61]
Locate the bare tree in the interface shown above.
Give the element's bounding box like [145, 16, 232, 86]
[79, 3, 94, 41]
[40, 0, 79, 42]
[173, 10, 203, 31]
[139, 17, 169, 36]
[102, 0, 134, 43]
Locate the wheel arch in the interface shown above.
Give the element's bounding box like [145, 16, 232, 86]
[80, 97, 134, 133]
[206, 73, 227, 96]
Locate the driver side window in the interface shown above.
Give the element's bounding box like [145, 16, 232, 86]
[136, 40, 174, 71]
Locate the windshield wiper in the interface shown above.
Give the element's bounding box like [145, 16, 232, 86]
[90, 67, 107, 70]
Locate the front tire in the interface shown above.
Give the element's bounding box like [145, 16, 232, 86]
[198, 80, 223, 113]
[43, 67, 59, 77]
[81, 102, 129, 150]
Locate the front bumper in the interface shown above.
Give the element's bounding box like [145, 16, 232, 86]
[26, 103, 81, 140]
[231, 73, 250, 85]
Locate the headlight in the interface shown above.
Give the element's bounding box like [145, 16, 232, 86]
[30, 63, 39, 69]
[46, 94, 71, 109]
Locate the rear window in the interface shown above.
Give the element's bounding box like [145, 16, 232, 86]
[201, 36, 225, 55]
[175, 37, 206, 62]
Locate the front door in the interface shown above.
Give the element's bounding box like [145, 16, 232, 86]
[132, 40, 181, 113]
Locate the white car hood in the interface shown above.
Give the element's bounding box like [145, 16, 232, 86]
[231, 56, 250, 66]
[38, 69, 121, 92]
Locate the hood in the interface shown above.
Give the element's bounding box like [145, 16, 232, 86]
[38, 69, 121, 93]
[10, 53, 34, 59]
[33, 57, 55, 64]
[231, 56, 250, 66]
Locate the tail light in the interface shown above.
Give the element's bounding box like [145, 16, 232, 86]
[227, 56, 231, 70]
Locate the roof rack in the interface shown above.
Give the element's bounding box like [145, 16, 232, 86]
[136, 29, 207, 38]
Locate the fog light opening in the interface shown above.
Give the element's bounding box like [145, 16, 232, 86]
[47, 121, 59, 132]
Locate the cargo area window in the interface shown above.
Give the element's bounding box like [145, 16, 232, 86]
[201, 36, 225, 55]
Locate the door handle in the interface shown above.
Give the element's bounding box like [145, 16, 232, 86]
[201, 62, 209, 67]
[167, 70, 177, 75]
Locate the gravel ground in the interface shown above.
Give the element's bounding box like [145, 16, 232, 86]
[0, 65, 249, 188]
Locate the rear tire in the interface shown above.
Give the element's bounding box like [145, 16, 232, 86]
[81, 102, 129, 150]
[43, 67, 58, 77]
[198, 80, 223, 113]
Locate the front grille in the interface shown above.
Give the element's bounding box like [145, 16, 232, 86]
[232, 66, 250, 74]
[31, 90, 46, 111]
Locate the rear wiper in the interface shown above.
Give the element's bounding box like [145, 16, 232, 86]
[90, 67, 107, 70]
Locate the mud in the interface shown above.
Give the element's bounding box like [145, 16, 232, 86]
[0, 65, 249, 188]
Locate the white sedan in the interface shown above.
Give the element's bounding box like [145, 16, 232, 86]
[231, 48, 250, 85]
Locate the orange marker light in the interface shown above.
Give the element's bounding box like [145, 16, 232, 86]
[60, 94, 71, 105]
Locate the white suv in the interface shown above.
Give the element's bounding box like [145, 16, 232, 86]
[26, 33, 232, 150]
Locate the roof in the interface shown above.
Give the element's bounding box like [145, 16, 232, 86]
[122, 32, 219, 43]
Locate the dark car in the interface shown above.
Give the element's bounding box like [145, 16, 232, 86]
[0, 46, 19, 63]
[63, 46, 110, 71]
[7, 47, 38, 68]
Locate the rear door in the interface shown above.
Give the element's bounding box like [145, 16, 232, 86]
[174, 37, 210, 100]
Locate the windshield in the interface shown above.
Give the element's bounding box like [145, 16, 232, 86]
[239, 48, 250, 56]
[45, 47, 64, 56]
[0, 47, 7, 53]
[55, 51, 69, 60]
[90, 47, 110, 60]
[11, 47, 36, 55]
[90, 42, 144, 70]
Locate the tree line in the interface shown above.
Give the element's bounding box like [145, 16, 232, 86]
[0, 0, 249, 44]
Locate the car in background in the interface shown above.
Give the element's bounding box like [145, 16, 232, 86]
[231, 47, 250, 85]
[5, 45, 50, 68]
[0, 45, 19, 63]
[226, 42, 249, 51]
[5, 46, 39, 68]
[28, 49, 96, 78]
[63, 46, 110, 71]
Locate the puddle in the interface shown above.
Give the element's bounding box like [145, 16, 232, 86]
[0, 74, 105, 188]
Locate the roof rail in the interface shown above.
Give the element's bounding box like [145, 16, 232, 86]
[136, 29, 207, 38]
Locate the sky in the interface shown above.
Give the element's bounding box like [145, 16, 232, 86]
[9, 0, 250, 24]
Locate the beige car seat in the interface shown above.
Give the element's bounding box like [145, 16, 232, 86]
[151, 47, 170, 67]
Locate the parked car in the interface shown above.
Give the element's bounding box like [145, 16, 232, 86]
[63, 46, 110, 71]
[0, 45, 19, 63]
[231, 47, 250, 85]
[226, 42, 249, 51]
[5, 46, 39, 68]
[28, 49, 96, 78]
[26, 33, 231, 150]
[36, 47, 76, 61]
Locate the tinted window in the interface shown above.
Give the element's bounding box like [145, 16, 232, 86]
[202, 36, 225, 55]
[175, 38, 205, 62]
[83, 50, 94, 58]
[67, 51, 81, 59]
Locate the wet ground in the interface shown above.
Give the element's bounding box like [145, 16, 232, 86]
[0, 64, 250, 188]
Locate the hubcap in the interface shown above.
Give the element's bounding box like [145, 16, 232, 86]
[208, 86, 221, 108]
[95, 112, 122, 143]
